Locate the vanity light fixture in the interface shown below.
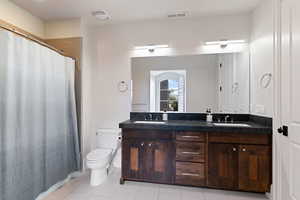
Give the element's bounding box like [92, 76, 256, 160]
[205, 40, 246, 48]
[134, 44, 169, 52]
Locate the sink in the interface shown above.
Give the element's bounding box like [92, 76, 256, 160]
[213, 123, 251, 127]
[134, 121, 166, 124]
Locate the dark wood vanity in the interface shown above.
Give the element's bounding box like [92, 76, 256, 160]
[121, 129, 271, 192]
[120, 113, 272, 193]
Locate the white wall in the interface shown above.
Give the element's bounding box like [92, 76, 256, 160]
[84, 14, 251, 149]
[0, 0, 44, 37]
[250, 0, 274, 117]
[218, 52, 250, 114]
[131, 55, 218, 113]
[44, 18, 82, 39]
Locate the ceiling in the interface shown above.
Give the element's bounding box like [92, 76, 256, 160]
[11, 0, 262, 23]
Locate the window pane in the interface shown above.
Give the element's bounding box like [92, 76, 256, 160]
[160, 80, 169, 90]
[169, 101, 178, 111]
[169, 89, 178, 99]
[168, 79, 179, 89]
[160, 90, 170, 101]
[160, 101, 169, 111]
[159, 78, 180, 112]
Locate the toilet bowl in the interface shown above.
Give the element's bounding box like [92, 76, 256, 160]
[86, 129, 121, 186]
[86, 149, 112, 186]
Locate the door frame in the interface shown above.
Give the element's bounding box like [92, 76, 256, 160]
[273, 0, 284, 199]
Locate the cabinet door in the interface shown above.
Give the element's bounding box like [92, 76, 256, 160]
[208, 143, 238, 189]
[144, 141, 174, 183]
[238, 145, 271, 192]
[122, 140, 144, 180]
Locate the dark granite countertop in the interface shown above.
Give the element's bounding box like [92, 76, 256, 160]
[119, 120, 272, 134]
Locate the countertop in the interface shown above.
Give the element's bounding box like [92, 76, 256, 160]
[119, 120, 272, 134]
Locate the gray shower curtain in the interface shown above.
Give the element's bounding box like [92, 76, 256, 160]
[0, 30, 80, 200]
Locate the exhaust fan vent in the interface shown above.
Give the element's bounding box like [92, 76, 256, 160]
[167, 12, 188, 18]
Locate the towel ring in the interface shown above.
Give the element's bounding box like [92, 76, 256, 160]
[260, 73, 272, 89]
[118, 81, 128, 92]
[232, 82, 239, 94]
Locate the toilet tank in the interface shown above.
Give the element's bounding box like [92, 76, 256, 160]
[96, 129, 121, 150]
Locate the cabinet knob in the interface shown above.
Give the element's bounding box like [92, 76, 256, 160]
[242, 148, 246, 152]
[149, 143, 152, 147]
[141, 142, 144, 146]
[232, 148, 237, 152]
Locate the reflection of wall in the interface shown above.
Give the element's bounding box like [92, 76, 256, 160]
[250, 0, 274, 117]
[218, 52, 250, 113]
[132, 55, 218, 113]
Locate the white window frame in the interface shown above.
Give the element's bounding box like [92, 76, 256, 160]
[150, 70, 186, 112]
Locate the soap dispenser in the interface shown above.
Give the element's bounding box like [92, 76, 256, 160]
[206, 108, 213, 122]
[162, 111, 168, 121]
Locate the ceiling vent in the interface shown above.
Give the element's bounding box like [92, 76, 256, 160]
[92, 10, 110, 20]
[167, 12, 188, 18]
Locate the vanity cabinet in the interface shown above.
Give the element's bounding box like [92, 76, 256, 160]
[121, 129, 272, 193]
[121, 129, 174, 184]
[238, 145, 271, 192]
[175, 131, 207, 186]
[208, 143, 239, 189]
[208, 133, 271, 192]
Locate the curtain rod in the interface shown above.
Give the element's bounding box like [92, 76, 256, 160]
[0, 22, 75, 60]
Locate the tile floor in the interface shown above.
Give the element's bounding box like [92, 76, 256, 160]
[43, 168, 268, 200]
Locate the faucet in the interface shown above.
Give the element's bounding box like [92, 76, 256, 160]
[224, 115, 230, 123]
[149, 114, 153, 120]
[144, 114, 153, 121]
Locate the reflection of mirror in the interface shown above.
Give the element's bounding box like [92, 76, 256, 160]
[131, 51, 250, 113]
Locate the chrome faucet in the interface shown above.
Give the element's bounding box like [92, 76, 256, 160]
[224, 115, 230, 123]
[149, 114, 153, 120]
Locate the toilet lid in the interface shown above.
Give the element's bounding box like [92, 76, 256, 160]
[87, 149, 112, 161]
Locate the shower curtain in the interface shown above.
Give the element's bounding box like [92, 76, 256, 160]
[0, 30, 80, 200]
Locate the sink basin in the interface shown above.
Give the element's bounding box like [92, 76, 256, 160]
[213, 123, 251, 127]
[134, 121, 166, 124]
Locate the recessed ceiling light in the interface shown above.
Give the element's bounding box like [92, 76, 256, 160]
[92, 10, 110, 20]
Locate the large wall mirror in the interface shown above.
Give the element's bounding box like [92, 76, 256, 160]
[131, 50, 250, 113]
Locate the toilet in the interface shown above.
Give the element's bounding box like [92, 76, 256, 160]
[86, 129, 120, 186]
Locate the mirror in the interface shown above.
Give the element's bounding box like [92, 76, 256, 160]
[131, 51, 250, 113]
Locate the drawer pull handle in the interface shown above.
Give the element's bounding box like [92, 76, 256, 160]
[182, 136, 199, 138]
[181, 152, 200, 155]
[181, 173, 200, 177]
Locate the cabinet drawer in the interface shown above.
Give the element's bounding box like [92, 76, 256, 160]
[208, 133, 271, 145]
[122, 129, 172, 140]
[175, 162, 206, 186]
[176, 132, 206, 142]
[176, 142, 205, 162]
